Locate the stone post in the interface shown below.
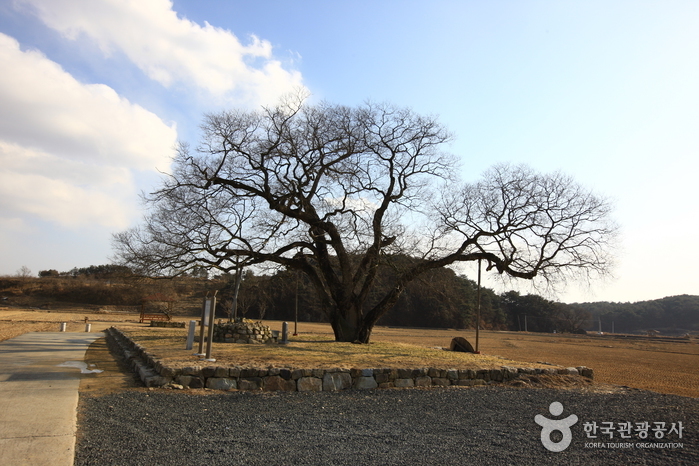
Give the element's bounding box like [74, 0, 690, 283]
[186, 320, 197, 350]
[282, 322, 289, 344]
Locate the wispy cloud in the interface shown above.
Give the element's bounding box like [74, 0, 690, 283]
[17, 0, 305, 105]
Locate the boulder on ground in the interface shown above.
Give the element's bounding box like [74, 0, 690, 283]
[450, 337, 475, 353]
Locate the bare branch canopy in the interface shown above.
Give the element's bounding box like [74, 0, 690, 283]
[113, 95, 617, 342]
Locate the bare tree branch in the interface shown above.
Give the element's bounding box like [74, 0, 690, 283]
[113, 96, 616, 342]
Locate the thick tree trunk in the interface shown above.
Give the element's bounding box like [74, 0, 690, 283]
[355, 322, 373, 344]
[329, 305, 375, 343]
[327, 283, 406, 343]
[330, 319, 374, 343]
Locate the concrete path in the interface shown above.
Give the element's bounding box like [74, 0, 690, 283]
[0, 332, 103, 466]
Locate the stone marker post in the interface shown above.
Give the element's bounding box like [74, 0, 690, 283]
[195, 293, 208, 356]
[186, 320, 197, 350]
[204, 291, 217, 361]
[282, 322, 289, 344]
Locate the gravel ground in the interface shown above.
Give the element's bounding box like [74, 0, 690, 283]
[75, 386, 698, 466]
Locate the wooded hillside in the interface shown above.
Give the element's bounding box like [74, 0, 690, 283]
[2, 264, 697, 335]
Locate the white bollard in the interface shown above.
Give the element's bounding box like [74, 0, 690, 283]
[85, 323, 92, 332]
[186, 320, 197, 350]
[59, 322, 66, 332]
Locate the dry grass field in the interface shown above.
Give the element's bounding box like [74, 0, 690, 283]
[0, 307, 139, 341]
[377, 327, 699, 398]
[1, 307, 697, 398]
[120, 326, 553, 372]
[262, 321, 699, 398]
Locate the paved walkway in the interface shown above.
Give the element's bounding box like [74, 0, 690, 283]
[0, 332, 103, 466]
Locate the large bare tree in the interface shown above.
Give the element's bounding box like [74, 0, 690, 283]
[113, 95, 616, 342]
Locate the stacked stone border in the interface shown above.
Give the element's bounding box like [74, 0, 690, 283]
[106, 327, 594, 392]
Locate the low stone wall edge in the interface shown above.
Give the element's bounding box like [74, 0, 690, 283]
[105, 326, 594, 392]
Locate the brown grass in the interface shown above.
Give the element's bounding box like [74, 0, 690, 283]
[2, 308, 698, 398]
[253, 321, 699, 398]
[356, 324, 699, 398]
[0, 307, 140, 341]
[121, 326, 548, 371]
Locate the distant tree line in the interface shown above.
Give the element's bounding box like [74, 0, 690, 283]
[38, 264, 133, 279]
[215, 262, 509, 330]
[29, 262, 699, 334]
[568, 295, 699, 334]
[216, 258, 698, 334]
[10, 265, 199, 307]
[212, 256, 569, 332]
[214, 266, 602, 333]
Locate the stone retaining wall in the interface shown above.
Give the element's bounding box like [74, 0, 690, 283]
[212, 320, 273, 344]
[106, 327, 594, 392]
[150, 321, 186, 328]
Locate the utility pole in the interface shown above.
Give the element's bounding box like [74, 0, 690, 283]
[230, 259, 242, 322]
[293, 271, 299, 336]
[195, 291, 208, 356]
[475, 259, 481, 354]
[203, 290, 217, 362]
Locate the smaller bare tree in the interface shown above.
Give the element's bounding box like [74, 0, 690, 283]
[15, 266, 32, 278]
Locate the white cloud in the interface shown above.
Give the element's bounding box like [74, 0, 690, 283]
[0, 142, 133, 228]
[0, 33, 176, 169]
[17, 0, 305, 105]
[0, 32, 177, 229]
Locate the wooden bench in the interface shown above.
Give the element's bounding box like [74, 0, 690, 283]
[139, 312, 172, 323]
[140, 293, 176, 323]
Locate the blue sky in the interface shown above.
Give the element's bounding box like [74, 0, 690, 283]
[1, 0, 697, 303]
